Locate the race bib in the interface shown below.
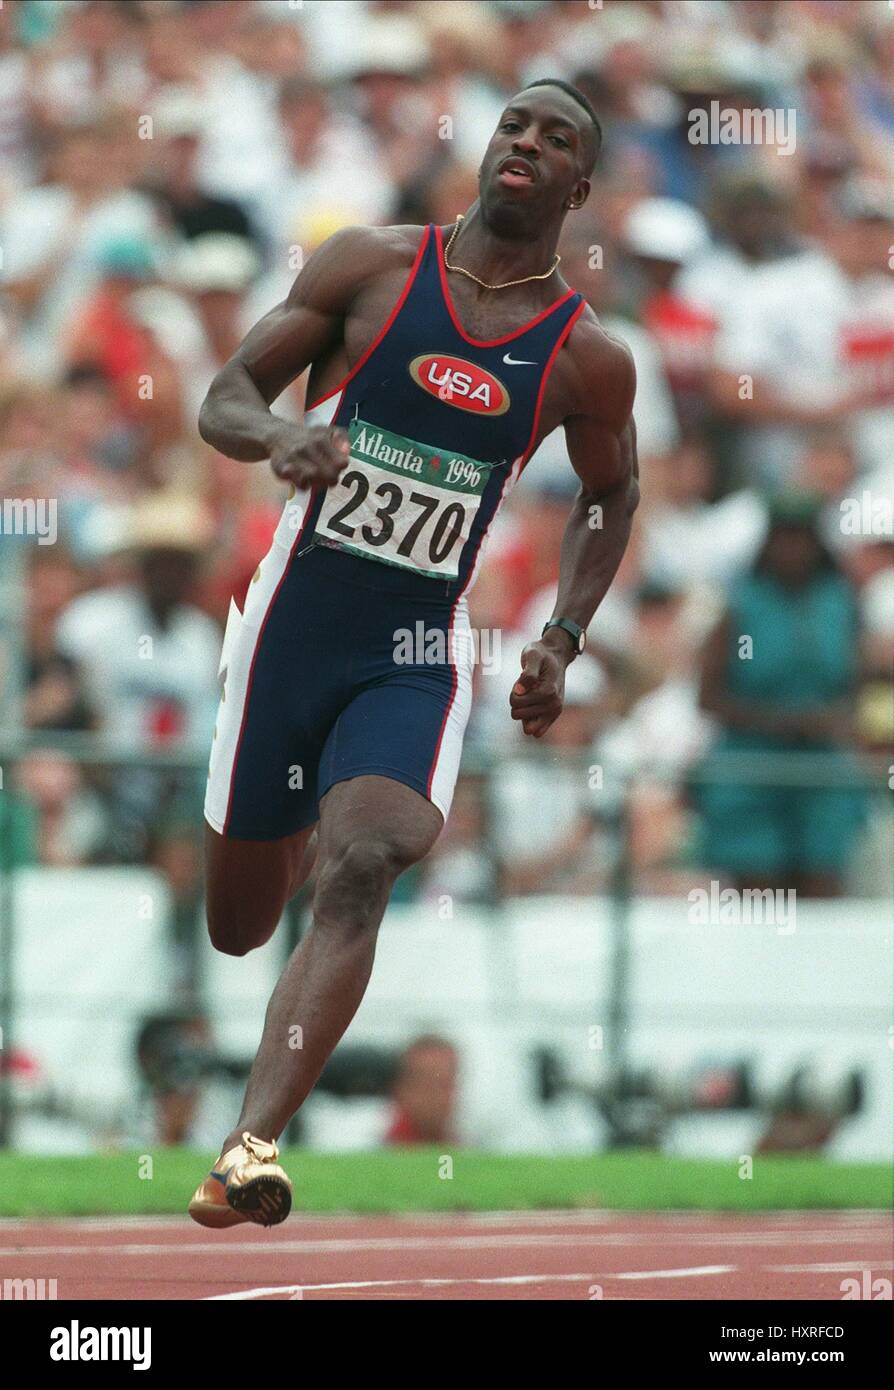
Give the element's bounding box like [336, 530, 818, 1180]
[314, 419, 490, 580]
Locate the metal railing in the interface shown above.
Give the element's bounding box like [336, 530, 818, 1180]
[0, 729, 890, 1147]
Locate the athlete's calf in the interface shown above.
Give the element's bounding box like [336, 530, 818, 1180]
[218, 776, 442, 1149]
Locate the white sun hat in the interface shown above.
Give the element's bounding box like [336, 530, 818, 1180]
[172, 234, 260, 294]
[624, 197, 711, 264]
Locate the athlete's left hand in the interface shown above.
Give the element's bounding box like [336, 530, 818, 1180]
[509, 640, 568, 738]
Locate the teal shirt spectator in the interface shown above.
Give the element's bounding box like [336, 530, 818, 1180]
[698, 565, 866, 880]
[720, 569, 859, 749]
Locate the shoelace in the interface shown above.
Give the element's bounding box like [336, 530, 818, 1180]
[240, 1132, 278, 1164]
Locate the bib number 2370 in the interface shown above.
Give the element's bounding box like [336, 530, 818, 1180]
[314, 419, 490, 580]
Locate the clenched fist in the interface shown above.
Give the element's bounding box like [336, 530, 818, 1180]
[509, 639, 569, 738]
[270, 423, 350, 490]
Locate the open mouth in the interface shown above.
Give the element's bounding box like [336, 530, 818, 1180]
[497, 158, 536, 188]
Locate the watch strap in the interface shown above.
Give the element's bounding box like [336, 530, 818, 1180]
[542, 617, 585, 654]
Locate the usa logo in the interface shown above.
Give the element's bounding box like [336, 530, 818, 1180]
[409, 354, 510, 416]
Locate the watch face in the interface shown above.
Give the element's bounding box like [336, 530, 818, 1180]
[578, 629, 586, 653]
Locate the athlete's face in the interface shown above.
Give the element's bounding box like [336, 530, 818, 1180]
[479, 87, 593, 230]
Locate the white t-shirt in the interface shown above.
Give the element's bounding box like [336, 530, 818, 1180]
[713, 251, 894, 484]
[193, 56, 285, 205]
[677, 244, 756, 326]
[56, 587, 221, 749]
[598, 677, 715, 787]
[516, 314, 679, 503]
[493, 759, 606, 874]
[0, 185, 162, 375]
[253, 117, 394, 306]
[640, 489, 767, 589]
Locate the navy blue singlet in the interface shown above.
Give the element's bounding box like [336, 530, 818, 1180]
[205, 224, 584, 839]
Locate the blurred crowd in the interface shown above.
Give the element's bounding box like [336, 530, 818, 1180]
[2, 0, 893, 946]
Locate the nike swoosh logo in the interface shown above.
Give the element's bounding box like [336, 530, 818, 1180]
[502, 353, 537, 366]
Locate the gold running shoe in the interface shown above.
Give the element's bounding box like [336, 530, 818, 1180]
[188, 1132, 292, 1229]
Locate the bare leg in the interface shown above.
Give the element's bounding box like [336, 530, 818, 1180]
[205, 820, 318, 957]
[219, 775, 442, 1150]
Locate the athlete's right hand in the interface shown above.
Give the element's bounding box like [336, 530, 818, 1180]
[269, 423, 350, 490]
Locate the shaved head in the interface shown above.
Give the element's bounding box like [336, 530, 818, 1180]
[524, 78, 602, 175]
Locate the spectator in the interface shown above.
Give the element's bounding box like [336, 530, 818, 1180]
[24, 543, 93, 733]
[680, 174, 799, 323]
[621, 196, 714, 434]
[0, 0, 36, 195]
[155, 232, 263, 426]
[708, 179, 894, 487]
[64, 233, 185, 453]
[637, 438, 766, 589]
[0, 114, 163, 377]
[54, 490, 220, 751]
[256, 75, 392, 297]
[697, 495, 865, 896]
[490, 651, 615, 897]
[0, 0, 888, 912]
[12, 750, 109, 868]
[145, 85, 259, 248]
[597, 582, 716, 892]
[421, 773, 494, 908]
[385, 1035, 459, 1147]
[29, 0, 148, 130]
[134, 1009, 216, 1147]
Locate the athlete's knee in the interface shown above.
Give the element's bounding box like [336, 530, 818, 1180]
[313, 836, 410, 934]
[206, 898, 274, 957]
[288, 829, 319, 900]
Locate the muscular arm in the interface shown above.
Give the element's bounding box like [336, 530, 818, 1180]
[197, 226, 401, 485]
[549, 409, 639, 632]
[511, 329, 638, 737]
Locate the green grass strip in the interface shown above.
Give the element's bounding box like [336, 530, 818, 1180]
[0, 1149, 890, 1218]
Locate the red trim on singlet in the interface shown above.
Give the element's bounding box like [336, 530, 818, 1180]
[434, 223, 577, 348]
[457, 452, 520, 603]
[304, 226, 431, 413]
[456, 297, 586, 600]
[222, 492, 318, 836]
[518, 298, 586, 470]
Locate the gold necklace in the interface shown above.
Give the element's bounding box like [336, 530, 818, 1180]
[444, 214, 560, 291]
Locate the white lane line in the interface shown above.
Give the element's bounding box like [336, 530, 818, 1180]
[204, 1273, 596, 1300]
[770, 1261, 894, 1274]
[0, 1236, 586, 1257]
[207, 1284, 304, 1300]
[0, 1236, 614, 1258]
[3, 1231, 888, 1259]
[0, 1210, 884, 1230]
[615, 1265, 736, 1281]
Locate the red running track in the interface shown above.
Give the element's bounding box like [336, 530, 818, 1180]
[0, 1211, 890, 1300]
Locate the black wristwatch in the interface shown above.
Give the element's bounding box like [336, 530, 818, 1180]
[542, 617, 586, 658]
